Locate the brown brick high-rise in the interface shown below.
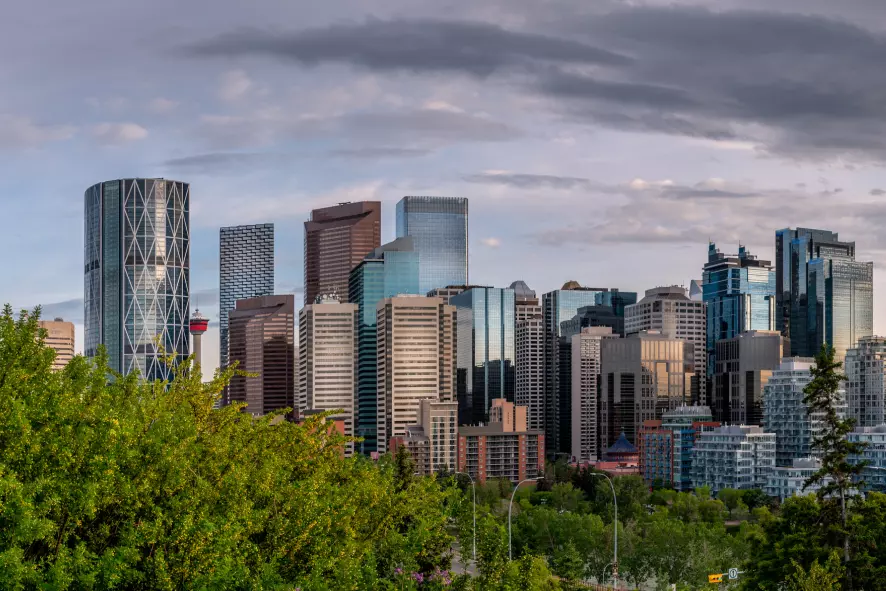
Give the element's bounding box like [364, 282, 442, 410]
[304, 202, 381, 305]
[225, 295, 296, 417]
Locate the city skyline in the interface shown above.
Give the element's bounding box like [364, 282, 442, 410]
[8, 0, 886, 381]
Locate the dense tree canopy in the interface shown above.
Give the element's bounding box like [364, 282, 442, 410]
[0, 306, 453, 589]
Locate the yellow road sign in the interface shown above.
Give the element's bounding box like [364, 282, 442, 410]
[709, 574, 724, 584]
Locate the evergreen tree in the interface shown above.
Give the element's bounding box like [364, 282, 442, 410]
[802, 344, 867, 585]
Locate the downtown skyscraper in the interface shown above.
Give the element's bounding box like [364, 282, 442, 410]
[543, 283, 636, 456]
[348, 237, 420, 453]
[304, 202, 380, 305]
[84, 178, 190, 381]
[702, 243, 775, 390]
[396, 196, 468, 294]
[451, 286, 516, 424]
[219, 223, 274, 369]
[775, 228, 873, 359]
[226, 295, 296, 417]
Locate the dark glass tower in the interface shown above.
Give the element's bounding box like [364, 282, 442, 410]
[450, 287, 516, 424]
[542, 283, 636, 456]
[775, 228, 872, 359]
[84, 178, 190, 381]
[396, 196, 468, 294]
[702, 243, 775, 379]
[219, 224, 274, 369]
[348, 237, 420, 453]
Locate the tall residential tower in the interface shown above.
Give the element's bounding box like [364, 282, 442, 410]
[219, 224, 274, 369]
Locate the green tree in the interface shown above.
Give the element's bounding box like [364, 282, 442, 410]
[741, 488, 771, 511]
[787, 551, 844, 591]
[803, 345, 867, 585]
[717, 489, 744, 519]
[0, 306, 454, 589]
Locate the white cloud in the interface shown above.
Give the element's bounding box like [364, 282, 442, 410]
[423, 100, 464, 113]
[0, 115, 75, 150]
[92, 122, 149, 145]
[481, 237, 502, 248]
[219, 69, 253, 102]
[148, 98, 178, 113]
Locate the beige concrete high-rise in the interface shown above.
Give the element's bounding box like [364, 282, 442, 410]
[571, 326, 620, 464]
[513, 280, 545, 433]
[625, 286, 706, 404]
[376, 296, 456, 453]
[38, 318, 75, 370]
[299, 295, 358, 454]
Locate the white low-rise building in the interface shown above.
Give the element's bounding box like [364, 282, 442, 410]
[765, 458, 827, 501]
[692, 425, 775, 494]
[849, 425, 886, 492]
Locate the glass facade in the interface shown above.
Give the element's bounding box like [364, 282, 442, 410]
[451, 287, 516, 424]
[808, 258, 873, 360]
[84, 179, 190, 381]
[542, 287, 636, 456]
[396, 196, 468, 294]
[348, 237, 420, 454]
[219, 224, 275, 369]
[702, 243, 775, 381]
[775, 228, 871, 358]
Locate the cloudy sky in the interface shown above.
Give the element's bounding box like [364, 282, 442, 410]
[4, 0, 886, 376]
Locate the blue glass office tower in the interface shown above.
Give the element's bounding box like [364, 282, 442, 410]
[775, 228, 873, 359]
[542, 283, 637, 456]
[702, 243, 775, 378]
[450, 287, 516, 425]
[219, 224, 275, 368]
[84, 179, 190, 381]
[348, 237, 420, 453]
[396, 196, 468, 294]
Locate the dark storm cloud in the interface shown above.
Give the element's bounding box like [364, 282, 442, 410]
[188, 7, 886, 161]
[464, 172, 757, 199]
[558, 6, 886, 157]
[187, 19, 631, 76]
[328, 147, 431, 159]
[195, 107, 522, 150]
[463, 173, 599, 190]
[162, 152, 287, 174]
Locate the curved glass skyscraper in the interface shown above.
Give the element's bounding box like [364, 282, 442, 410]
[84, 178, 190, 381]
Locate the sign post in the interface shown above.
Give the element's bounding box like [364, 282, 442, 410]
[709, 574, 724, 584]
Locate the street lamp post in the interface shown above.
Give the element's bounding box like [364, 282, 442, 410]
[508, 477, 542, 561]
[455, 471, 477, 563]
[592, 472, 618, 585]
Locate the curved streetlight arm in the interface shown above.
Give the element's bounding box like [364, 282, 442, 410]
[455, 471, 477, 563]
[508, 477, 542, 561]
[592, 472, 618, 584]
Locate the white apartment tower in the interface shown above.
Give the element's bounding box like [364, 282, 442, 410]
[299, 296, 358, 454]
[845, 336, 886, 428]
[513, 280, 545, 432]
[762, 358, 846, 466]
[377, 296, 456, 453]
[625, 286, 706, 403]
[571, 326, 619, 464]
